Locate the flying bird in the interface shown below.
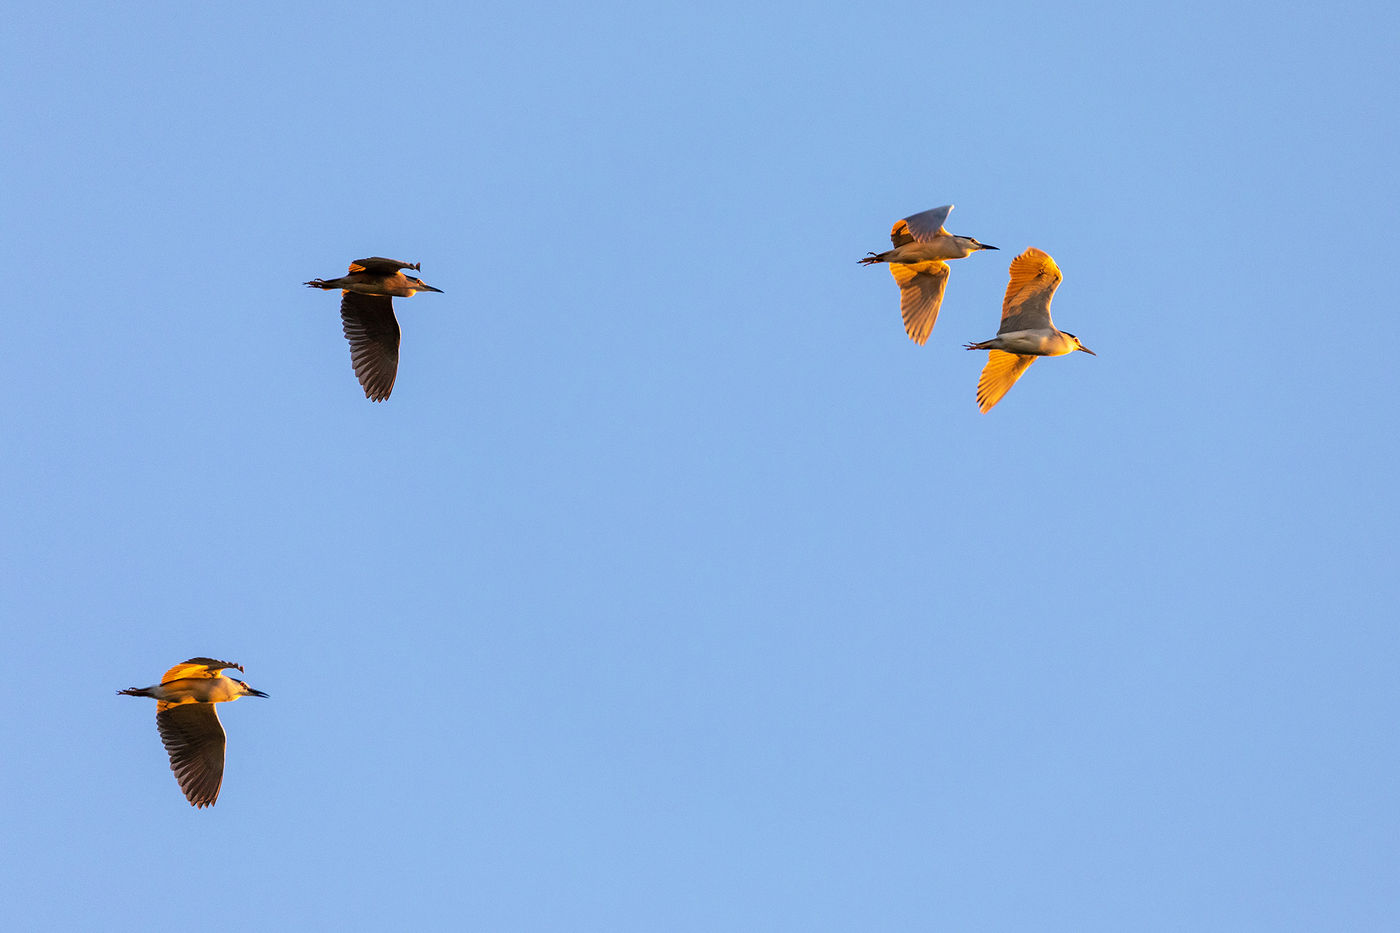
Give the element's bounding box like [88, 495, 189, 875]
[964, 247, 1095, 413]
[305, 257, 444, 401]
[859, 205, 998, 344]
[118, 658, 268, 808]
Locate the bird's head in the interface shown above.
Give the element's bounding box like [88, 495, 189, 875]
[956, 236, 999, 255]
[406, 276, 444, 295]
[1064, 332, 1096, 356]
[232, 678, 270, 699]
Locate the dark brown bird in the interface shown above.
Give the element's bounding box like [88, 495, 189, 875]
[305, 257, 444, 401]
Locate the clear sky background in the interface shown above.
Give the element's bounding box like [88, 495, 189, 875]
[2, 2, 1397, 930]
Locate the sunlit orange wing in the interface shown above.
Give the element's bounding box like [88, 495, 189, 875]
[160, 658, 242, 684]
[976, 350, 1037, 413]
[999, 248, 1062, 334]
[889, 261, 951, 345]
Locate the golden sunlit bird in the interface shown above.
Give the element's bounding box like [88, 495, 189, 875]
[859, 205, 998, 344]
[118, 658, 268, 808]
[964, 247, 1095, 413]
[305, 257, 444, 401]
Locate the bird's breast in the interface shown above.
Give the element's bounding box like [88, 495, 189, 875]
[160, 676, 240, 703]
[992, 330, 1076, 356]
[888, 240, 961, 263]
[342, 282, 415, 298]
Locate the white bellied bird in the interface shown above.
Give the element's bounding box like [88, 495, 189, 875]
[964, 248, 1094, 412]
[859, 205, 997, 344]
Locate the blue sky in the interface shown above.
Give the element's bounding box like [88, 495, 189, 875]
[2, 2, 1397, 929]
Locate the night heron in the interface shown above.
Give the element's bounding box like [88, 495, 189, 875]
[118, 658, 268, 808]
[859, 205, 998, 344]
[305, 257, 444, 401]
[964, 247, 1094, 413]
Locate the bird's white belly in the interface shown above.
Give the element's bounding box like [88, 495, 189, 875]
[994, 330, 1073, 356]
[344, 282, 414, 298]
[157, 677, 238, 703]
[890, 241, 961, 263]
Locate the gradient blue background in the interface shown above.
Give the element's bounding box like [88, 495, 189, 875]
[3, 2, 1397, 929]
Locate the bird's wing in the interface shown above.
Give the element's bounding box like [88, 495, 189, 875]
[156, 703, 227, 808]
[976, 350, 1037, 413]
[161, 659, 242, 684]
[349, 257, 419, 275]
[891, 205, 954, 246]
[998, 248, 1062, 334]
[889, 261, 950, 345]
[341, 292, 401, 402]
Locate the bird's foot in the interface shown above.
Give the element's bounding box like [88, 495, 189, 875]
[304, 279, 329, 288]
[857, 253, 881, 266]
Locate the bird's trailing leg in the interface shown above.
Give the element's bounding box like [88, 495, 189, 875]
[304, 279, 335, 289]
[858, 252, 884, 266]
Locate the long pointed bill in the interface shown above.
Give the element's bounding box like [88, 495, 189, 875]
[1079, 346, 1096, 356]
[247, 688, 270, 698]
[980, 244, 999, 250]
[417, 284, 444, 293]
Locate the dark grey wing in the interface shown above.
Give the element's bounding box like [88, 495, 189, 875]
[179, 658, 243, 672]
[340, 292, 401, 401]
[156, 704, 226, 808]
[894, 205, 954, 245]
[349, 257, 419, 274]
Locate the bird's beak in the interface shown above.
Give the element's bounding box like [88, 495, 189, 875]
[418, 284, 444, 293]
[980, 244, 1000, 250]
[1079, 346, 1096, 356]
[248, 688, 270, 698]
